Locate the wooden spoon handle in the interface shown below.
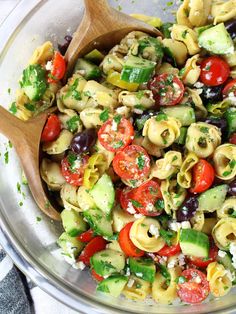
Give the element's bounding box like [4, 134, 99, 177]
[84, 0, 110, 15]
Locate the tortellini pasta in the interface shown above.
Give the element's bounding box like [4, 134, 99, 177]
[112, 205, 135, 232]
[191, 210, 204, 231]
[129, 217, 165, 252]
[94, 140, 114, 169]
[207, 262, 232, 297]
[157, 62, 179, 76]
[60, 183, 81, 212]
[176, 0, 193, 28]
[58, 112, 83, 134]
[171, 24, 200, 55]
[42, 129, 73, 155]
[80, 107, 104, 129]
[206, 99, 231, 117]
[182, 88, 208, 119]
[122, 276, 151, 301]
[213, 144, 236, 180]
[77, 186, 96, 211]
[212, 217, 236, 249]
[151, 151, 182, 180]
[181, 55, 201, 85]
[83, 153, 107, 189]
[161, 39, 188, 66]
[133, 136, 163, 158]
[177, 152, 199, 188]
[211, 0, 236, 24]
[101, 54, 123, 74]
[143, 116, 181, 149]
[223, 51, 236, 67]
[202, 218, 218, 235]
[217, 197, 236, 219]
[152, 266, 182, 304]
[118, 90, 155, 109]
[29, 41, 54, 65]
[185, 122, 221, 158]
[40, 158, 65, 191]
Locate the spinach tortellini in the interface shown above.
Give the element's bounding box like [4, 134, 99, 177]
[143, 116, 181, 148]
[185, 122, 221, 158]
[212, 218, 236, 249]
[213, 144, 236, 180]
[207, 262, 232, 297]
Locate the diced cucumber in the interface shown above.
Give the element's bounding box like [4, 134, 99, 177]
[160, 22, 173, 39]
[121, 55, 156, 83]
[84, 49, 105, 64]
[198, 184, 228, 213]
[161, 105, 195, 126]
[97, 275, 128, 297]
[225, 108, 236, 136]
[61, 209, 87, 237]
[83, 207, 113, 237]
[90, 249, 125, 276]
[180, 229, 209, 258]
[74, 58, 101, 80]
[57, 232, 84, 258]
[217, 252, 236, 285]
[112, 206, 135, 232]
[129, 257, 156, 283]
[89, 174, 115, 216]
[175, 127, 188, 145]
[198, 23, 234, 55]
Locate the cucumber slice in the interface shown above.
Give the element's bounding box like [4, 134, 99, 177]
[83, 207, 113, 237]
[74, 58, 101, 80]
[225, 108, 236, 136]
[97, 275, 128, 297]
[61, 209, 87, 237]
[57, 232, 84, 258]
[198, 184, 228, 213]
[198, 23, 234, 55]
[84, 49, 105, 64]
[129, 257, 156, 283]
[161, 105, 195, 126]
[91, 249, 125, 276]
[217, 252, 236, 285]
[89, 174, 115, 216]
[121, 55, 156, 83]
[180, 229, 210, 258]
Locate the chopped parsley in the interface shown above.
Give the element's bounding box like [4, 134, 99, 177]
[24, 103, 35, 112]
[4, 151, 9, 164]
[131, 199, 143, 208]
[64, 78, 82, 100]
[36, 216, 42, 222]
[156, 112, 168, 122]
[19, 201, 23, 207]
[113, 140, 124, 149]
[182, 30, 188, 39]
[9, 102, 17, 115]
[17, 182, 21, 193]
[66, 116, 80, 132]
[229, 159, 236, 169]
[223, 170, 232, 177]
[99, 108, 109, 122]
[67, 152, 78, 172]
[113, 114, 122, 124]
[159, 229, 176, 246]
[159, 264, 171, 286]
[200, 126, 209, 134]
[179, 67, 186, 76]
[155, 199, 165, 211]
[137, 154, 145, 170]
[175, 276, 187, 284]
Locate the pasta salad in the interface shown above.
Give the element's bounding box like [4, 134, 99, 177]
[10, 0, 236, 305]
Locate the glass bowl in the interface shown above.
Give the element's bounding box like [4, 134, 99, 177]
[0, 1, 235, 313]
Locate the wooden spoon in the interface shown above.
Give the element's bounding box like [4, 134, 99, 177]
[65, 0, 162, 75]
[0, 106, 61, 220]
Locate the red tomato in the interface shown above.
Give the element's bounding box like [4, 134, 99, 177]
[77, 229, 94, 243]
[200, 56, 230, 86]
[222, 79, 236, 98]
[120, 187, 138, 214]
[41, 114, 61, 142]
[48, 51, 66, 83]
[148, 73, 184, 106]
[118, 222, 145, 257]
[157, 243, 181, 257]
[190, 159, 215, 194]
[91, 269, 104, 282]
[177, 269, 210, 304]
[61, 153, 88, 186]
[188, 242, 218, 268]
[113, 145, 150, 180]
[229, 133, 236, 144]
[98, 117, 134, 152]
[78, 236, 107, 266]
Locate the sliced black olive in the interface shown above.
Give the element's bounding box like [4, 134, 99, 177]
[201, 85, 223, 103]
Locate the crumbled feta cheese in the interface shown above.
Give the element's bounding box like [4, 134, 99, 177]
[134, 213, 143, 219]
[159, 256, 167, 265]
[226, 270, 235, 282]
[135, 272, 143, 278]
[116, 106, 127, 114]
[127, 278, 135, 288]
[195, 275, 202, 284]
[149, 224, 159, 238]
[77, 261, 86, 270]
[228, 92, 236, 103]
[169, 221, 181, 232]
[218, 250, 227, 258]
[167, 259, 177, 269]
[178, 254, 186, 267]
[103, 275, 109, 279]
[146, 203, 155, 213]
[45, 61, 53, 71]
[181, 221, 191, 229]
[196, 88, 203, 95]
[133, 109, 143, 114]
[126, 268, 131, 276]
[165, 163, 172, 171]
[194, 82, 204, 89]
[77, 70, 86, 76]
[111, 120, 118, 131]
[126, 202, 136, 214]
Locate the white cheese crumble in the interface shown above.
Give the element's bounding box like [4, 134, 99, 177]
[228, 92, 236, 103]
[103, 275, 109, 279]
[133, 109, 143, 114]
[134, 213, 143, 219]
[159, 256, 167, 265]
[195, 275, 202, 284]
[178, 254, 186, 267]
[194, 82, 204, 88]
[181, 221, 191, 229]
[127, 278, 135, 288]
[169, 221, 181, 232]
[167, 258, 177, 269]
[76, 261, 86, 270]
[229, 243, 236, 269]
[146, 203, 155, 213]
[226, 270, 235, 282]
[218, 250, 227, 258]
[149, 224, 160, 238]
[135, 272, 143, 278]
[126, 202, 136, 214]
[111, 120, 118, 131]
[126, 268, 131, 276]
[45, 61, 53, 71]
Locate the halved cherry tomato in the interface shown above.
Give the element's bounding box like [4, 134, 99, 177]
[41, 114, 61, 142]
[222, 78, 236, 98]
[200, 56, 230, 86]
[48, 51, 66, 83]
[148, 73, 184, 106]
[190, 159, 215, 194]
[78, 236, 107, 266]
[120, 187, 138, 214]
[91, 269, 104, 282]
[177, 269, 210, 304]
[188, 240, 218, 268]
[118, 222, 145, 257]
[157, 243, 181, 257]
[113, 145, 150, 180]
[77, 229, 94, 243]
[98, 117, 134, 152]
[229, 133, 236, 144]
[61, 153, 89, 186]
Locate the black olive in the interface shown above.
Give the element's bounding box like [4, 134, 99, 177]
[70, 128, 97, 154]
[58, 35, 73, 56]
[228, 181, 236, 196]
[225, 19, 236, 40]
[176, 196, 199, 222]
[201, 85, 223, 103]
[204, 116, 227, 135]
[133, 110, 157, 132]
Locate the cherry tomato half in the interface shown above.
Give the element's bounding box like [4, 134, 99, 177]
[91, 269, 104, 282]
[229, 133, 236, 144]
[188, 242, 218, 268]
[222, 79, 236, 98]
[200, 56, 230, 87]
[157, 243, 181, 257]
[78, 236, 107, 266]
[77, 229, 95, 243]
[120, 187, 138, 214]
[190, 159, 215, 194]
[177, 269, 210, 304]
[48, 51, 66, 83]
[148, 73, 184, 106]
[61, 153, 88, 186]
[113, 145, 150, 180]
[118, 222, 145, 257]
[41, 114, 61, 142]
[98, 117, 134, 152]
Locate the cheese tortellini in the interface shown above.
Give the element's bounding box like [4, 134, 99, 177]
[213, 144, 236, 180]
[42, 129, 73, 155]
[40, 158, 65, 191]
[185, 122, 221, 158]
[211, 0, 236, 24]
[118, 90, 155, 109]
[207, 262, 232, 297]
[151, 151, 182, 180]
[181, 55, 201, 85]
[60, 183, 81, 212]
[217, 197, 236, 219]
[212, 218, 236, 249]
[143, 116, 181, 148]
[171, 24, 200, 55]
[191, 210, 205, 231]
[83, 153, 107, 189]
[177, 152, 199, 188]
[122, 276, 151, 301]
